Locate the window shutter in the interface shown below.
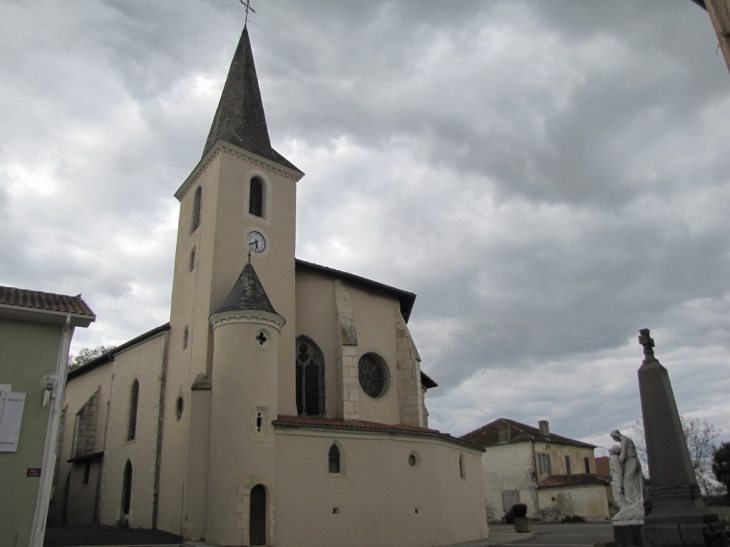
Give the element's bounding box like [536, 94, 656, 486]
[0, 392, 26, 452]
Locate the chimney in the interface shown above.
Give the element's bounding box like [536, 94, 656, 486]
[538, 420, 550, 437]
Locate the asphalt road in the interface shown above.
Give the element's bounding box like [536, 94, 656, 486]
[511, 522, 613, 546]
[44, 522, 614, 547]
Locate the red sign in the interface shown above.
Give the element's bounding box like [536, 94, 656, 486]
[26, 468, 41, 477]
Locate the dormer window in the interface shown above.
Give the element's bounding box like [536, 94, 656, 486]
[498, 423, 510, 443]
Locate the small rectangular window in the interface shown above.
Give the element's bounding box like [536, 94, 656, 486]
[584, 456, 590, 473]
[83, 460, 91, 485]
[254, 405, 268, 438]
[538, 453, 552, 475]
[565, 455, 572, 475]
[498, 423, 510, 443]
[0, 391, 25, 453]
[189, 247, 196, 272]
[501, 490, 520, 512]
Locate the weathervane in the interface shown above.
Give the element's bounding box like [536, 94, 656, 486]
[239, 0, 255, 28]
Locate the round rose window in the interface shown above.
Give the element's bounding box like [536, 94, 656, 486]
[358, 353, 388, 398]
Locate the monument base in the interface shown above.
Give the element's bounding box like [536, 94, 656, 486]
[641, 513, 722, 547]
[613, 519, 644, 547]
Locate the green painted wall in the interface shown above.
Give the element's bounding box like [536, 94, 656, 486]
[0, 318, 63, 547]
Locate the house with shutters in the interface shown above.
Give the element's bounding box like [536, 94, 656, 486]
[51, 23, 489, 547]
[0, 286, 95, 547]
[461, 418, 610, 522]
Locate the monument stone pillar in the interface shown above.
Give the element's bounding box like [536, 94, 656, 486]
[637, 328, 720, 546]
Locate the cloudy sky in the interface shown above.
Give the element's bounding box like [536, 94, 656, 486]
[2, 0, 729, 453]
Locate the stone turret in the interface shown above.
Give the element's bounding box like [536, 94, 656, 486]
[206, 260, 284, 546]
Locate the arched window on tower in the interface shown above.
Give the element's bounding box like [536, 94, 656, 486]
[191, 186, 202, 233]
[249, 177, 264, 217]
[128, 380, 139, 441]
[328, 444, 341, 474]
[295, 337, 325, 416]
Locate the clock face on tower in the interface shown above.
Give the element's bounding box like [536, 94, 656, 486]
[247, 230, 266, 253]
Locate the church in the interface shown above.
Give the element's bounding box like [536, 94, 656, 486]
[51, 23, 488, 547]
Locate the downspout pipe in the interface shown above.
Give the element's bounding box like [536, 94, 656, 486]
[29, 314, 74, 547]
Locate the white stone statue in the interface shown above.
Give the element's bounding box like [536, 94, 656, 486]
[609, 430, 645, 522]
[609, 445, 627, 509]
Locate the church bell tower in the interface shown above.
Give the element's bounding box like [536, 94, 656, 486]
[157, 24, 304, 540]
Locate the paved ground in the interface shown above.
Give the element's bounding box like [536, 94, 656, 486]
[44, 522, 612, 547]
[496, 522, 614, 547]
[44, 526, 182, 547]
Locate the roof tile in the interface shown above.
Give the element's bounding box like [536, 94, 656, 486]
[0, 285, 95, 317]
[460, 417, 595, 449]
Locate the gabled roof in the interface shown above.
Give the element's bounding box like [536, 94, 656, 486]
[0, 285, 95, 327]
[213, 261, 279, 316]
[295, 259, 416, 322]
[203, 26, 301, 174]
[460, 418, 596, 449]
[537, 473, 609, 489]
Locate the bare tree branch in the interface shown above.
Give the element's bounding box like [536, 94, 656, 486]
[633, 415, 724, 497]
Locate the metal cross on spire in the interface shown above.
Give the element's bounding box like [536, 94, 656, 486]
[239, 0, 256, 28]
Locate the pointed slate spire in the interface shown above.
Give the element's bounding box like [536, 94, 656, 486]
[214, 260, 279, 316]
[203, 26, 301, 173]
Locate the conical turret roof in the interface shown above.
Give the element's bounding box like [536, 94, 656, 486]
[214, 260, 279, 316]
[203, 26, 301, 173]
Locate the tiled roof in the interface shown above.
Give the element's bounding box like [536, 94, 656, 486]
[460, 418, 595, 449]
[537, 473, 609, 489]
[213, 261, 279, 316]
[274, 415, 484, 451]
[0, 285, 95, 318]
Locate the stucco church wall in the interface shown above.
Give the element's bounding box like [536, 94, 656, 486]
[295, 271, 407, 425]
[481, 442, 538, 520]
[347, 286, 401, 424]
[97, 332, 167, 528]
[537, 484, 610, 521]
[295, 271, 338, 418]
[54, 360, 113, 526]
[274, 430, 487, 547]
[211, 152, 298, 417]
[161, 153, 222, 535]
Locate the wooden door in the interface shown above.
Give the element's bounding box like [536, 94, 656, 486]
[250, 485, 266, 545]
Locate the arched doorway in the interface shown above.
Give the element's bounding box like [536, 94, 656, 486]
[121, 460, 132, 524]
[249, 484, 266, 546]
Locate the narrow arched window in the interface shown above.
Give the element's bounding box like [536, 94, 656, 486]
[128, 380, 139, 441]
[296, 337, 325, 415]
[122, 460, 133, 516]
[328, 444, 340, 474]
[191, 186, 202, 233]
[249, 177, 263, 217]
